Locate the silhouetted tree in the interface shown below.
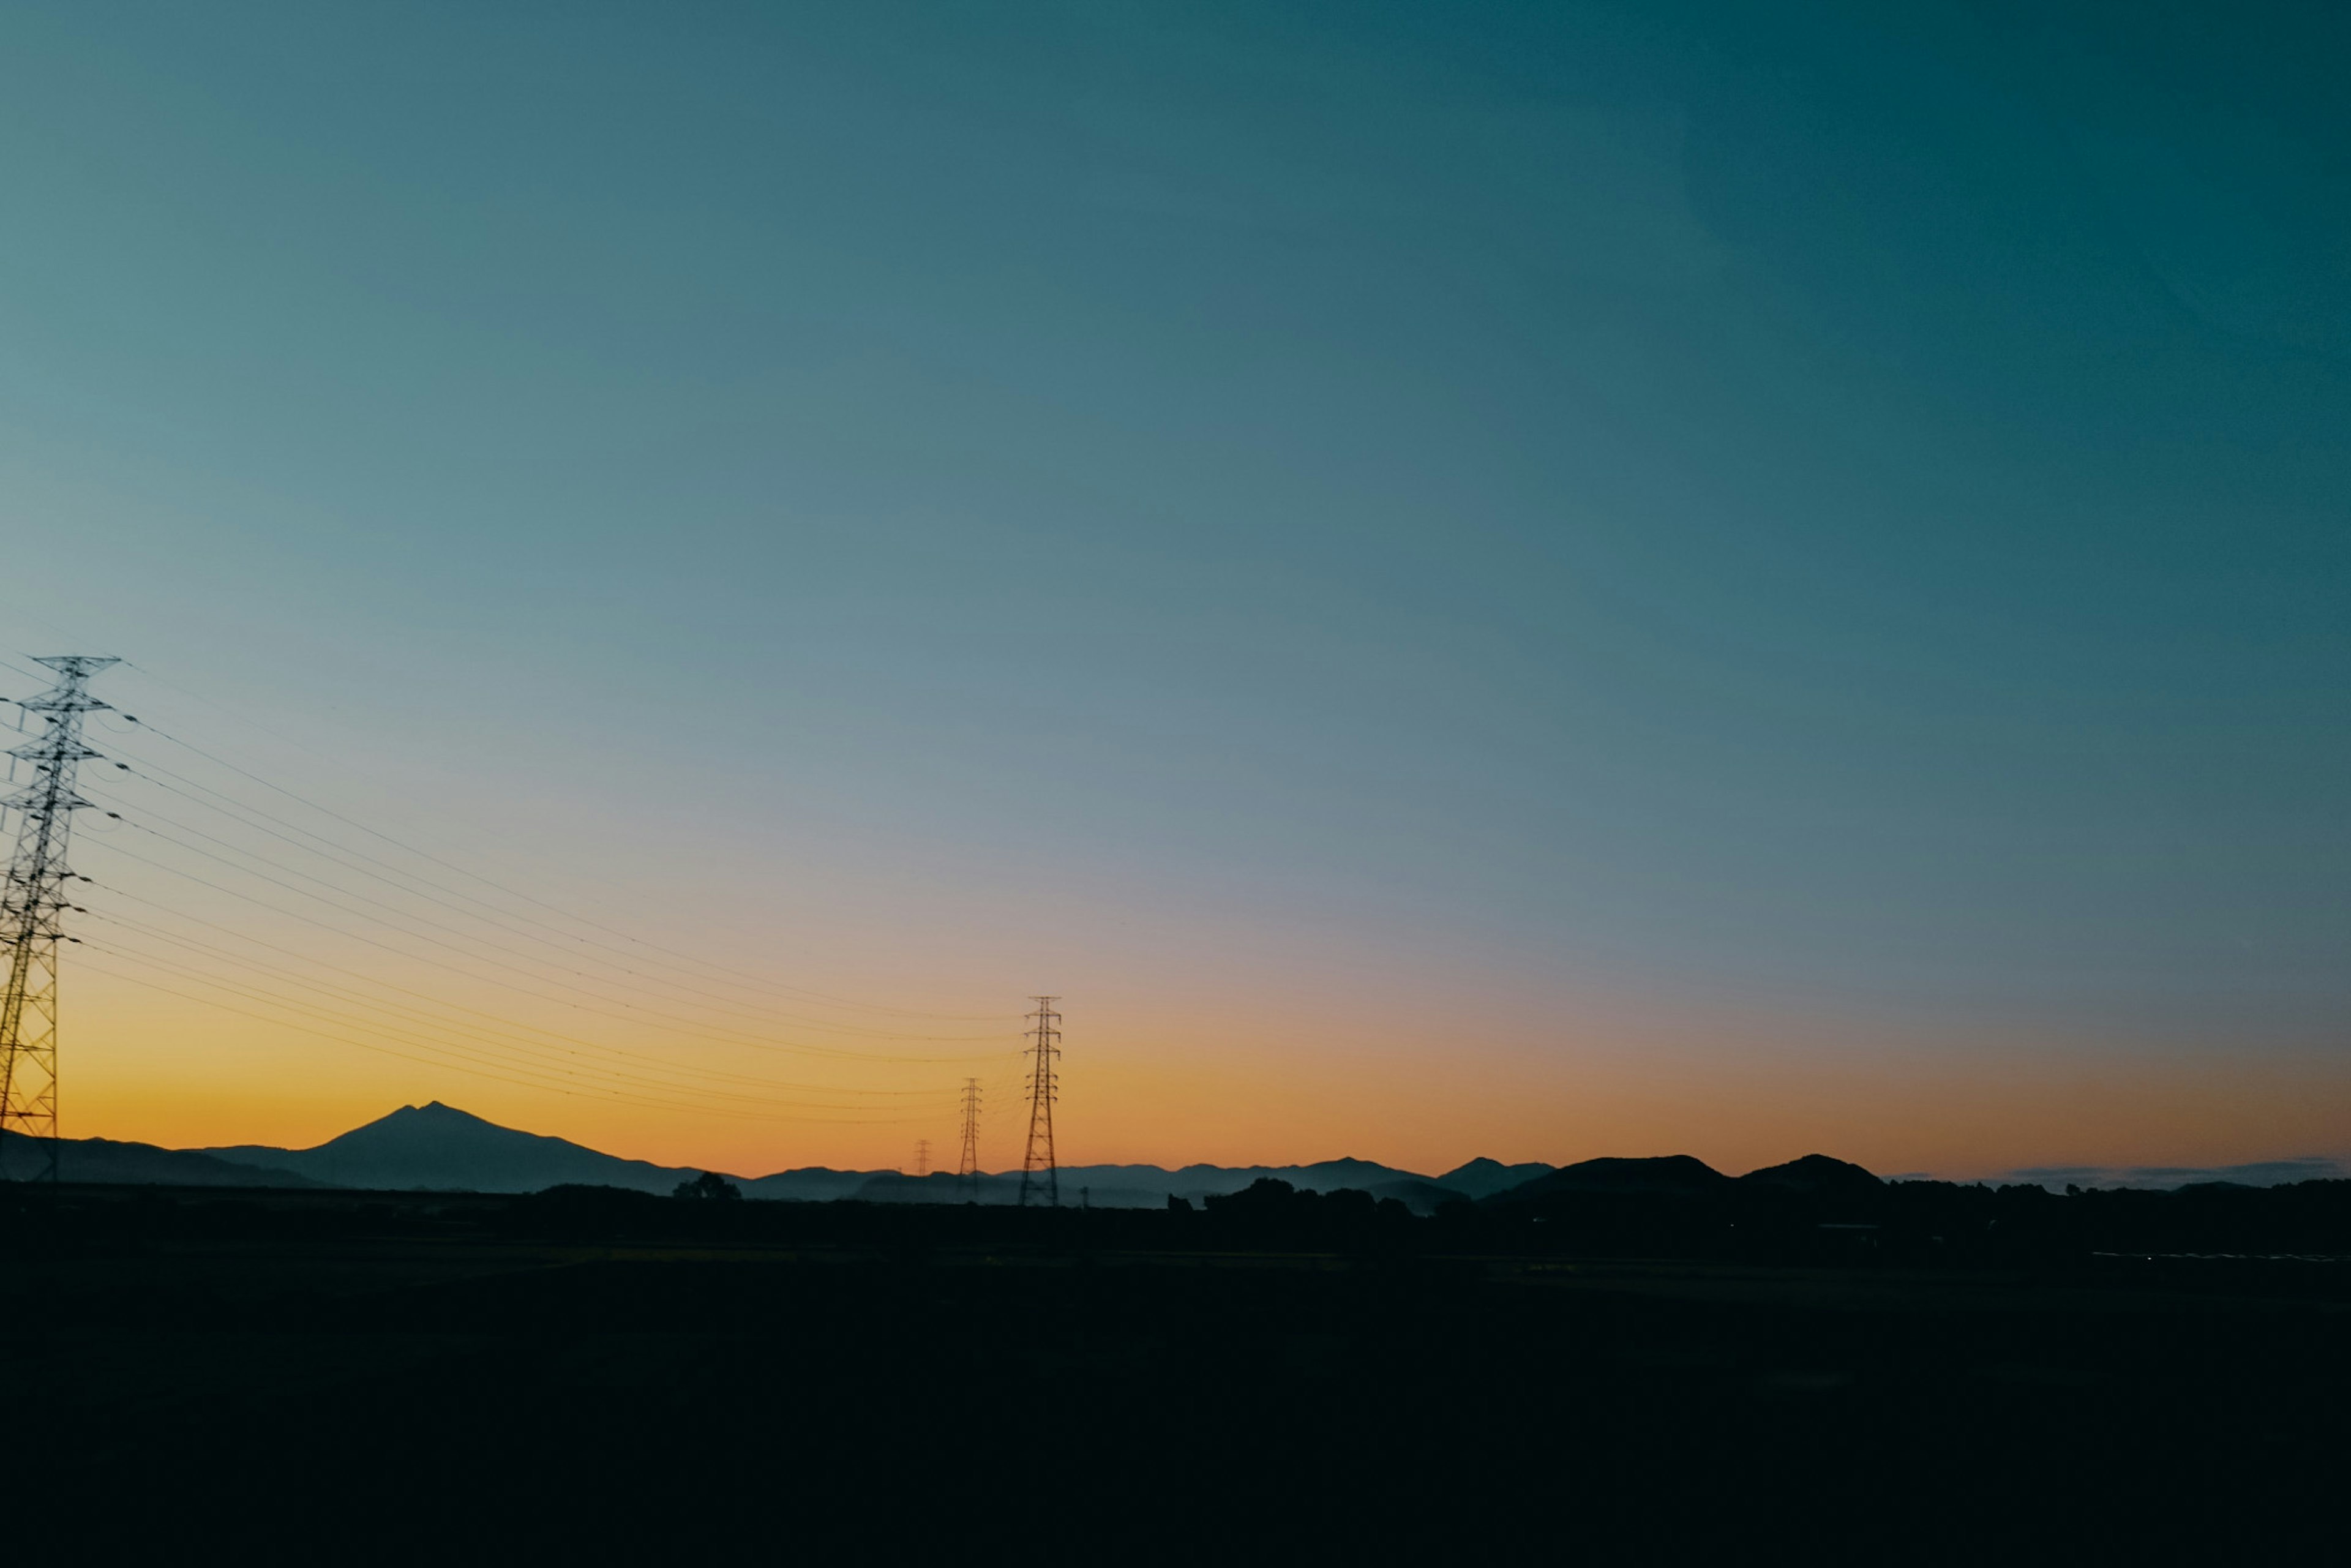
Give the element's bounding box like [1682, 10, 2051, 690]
[672, 1171, 742, 1201]
[1205, 1177, 1298, 1215]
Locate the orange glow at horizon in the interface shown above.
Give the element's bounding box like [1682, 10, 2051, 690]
[66, 960, 2351, 1184]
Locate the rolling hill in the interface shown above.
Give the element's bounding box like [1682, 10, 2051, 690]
[0, 1129, 314, 1188]
[46, 1101, 1907, 1212]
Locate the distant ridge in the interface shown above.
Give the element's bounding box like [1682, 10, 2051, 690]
[1438, 1157, 1556, 1200]
[0, 1129, 313, 1188]
[191, 1107, 1504, 1210]
[2003, 1158, 2347, 1191]
[740, 1167, 880, 1203]
[846, 1159, 1467, 1214]
[93, 1101, 2214, 1206]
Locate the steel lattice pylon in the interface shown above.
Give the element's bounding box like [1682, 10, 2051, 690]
[0, 657, 115, 1183]
[956, 1076, 981, 1198]
[1017, 996, 1060, 1207]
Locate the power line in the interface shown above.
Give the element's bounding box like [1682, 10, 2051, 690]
[75, 849, 1016, 1067]
[89, 748, 1003, 1040]
[106, 703, 1000, 1022]
[0, 652, 59, 695]
[4, 649, 1052, 1157]
[78, 787, 1019, 1046]
[78, 956, 919, 1125]
[81, 917, 946, 1108]
[80, 904, 948, 1099]
[81, 943, 925, 1119]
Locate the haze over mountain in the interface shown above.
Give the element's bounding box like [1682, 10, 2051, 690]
[1438, 1158, 1560, 1200]
[2001, 1158, 2350, 1191]
[852, 1159, 1472, 1214]
[6, 1105, 2323, 1201]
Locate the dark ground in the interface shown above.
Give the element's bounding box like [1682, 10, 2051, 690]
[6, 1182, 2348, 1561]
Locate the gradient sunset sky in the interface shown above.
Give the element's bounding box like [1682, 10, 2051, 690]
[2, 1, 2345, 1179]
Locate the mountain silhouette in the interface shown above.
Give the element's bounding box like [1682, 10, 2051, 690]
[1738, 1153, 1883, 1196]
[1493, 1154, 1730, 1201]
[203, 1102, 737, 1194]
[1156, 1157, 1444, 1204]
[1020, 1158, 1460, 1212]
[739, 1166, 891, 1202]
[165, 1103, 1861, 1212]
[193, 1106, 1481, 1204]
[844, 1160, 1464, 1212]
[0, 1129, 314, 1187]
[1438, 1157, 1557, 1199]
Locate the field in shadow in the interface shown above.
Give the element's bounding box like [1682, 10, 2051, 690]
[4, 1183, 2346, 1559]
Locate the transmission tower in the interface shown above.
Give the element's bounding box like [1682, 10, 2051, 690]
[1018, 996, 1060, 1207]
[0, 656, 116, 1184]
[956, 1076, 981, 1197]
[912, 1138, 931, 1177]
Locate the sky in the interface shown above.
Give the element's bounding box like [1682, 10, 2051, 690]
[0, 0, 2345, 1180]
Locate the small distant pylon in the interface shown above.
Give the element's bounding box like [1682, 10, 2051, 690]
[956, 1077, 981, 1198]
[0, 656, 115, 1184]
[911, 1139, 931, 1177]
[1018, 996, 1060, 1207]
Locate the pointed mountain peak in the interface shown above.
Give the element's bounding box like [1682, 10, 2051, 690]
[383, 1101, 502, 1129]
[1436, 1157, 1558, 1199]
[321, 1102, 538, 1154]
[232, 1102, 694, 1194]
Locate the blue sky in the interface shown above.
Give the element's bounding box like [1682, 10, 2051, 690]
[1, 1, 2345, 1169]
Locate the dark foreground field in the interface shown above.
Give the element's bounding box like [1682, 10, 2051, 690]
[6, 1184, 2347, 1561]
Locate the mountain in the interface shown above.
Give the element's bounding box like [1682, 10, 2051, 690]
[1738, 1153, 1883, 1197]
[165, 1102, 1819, 1214]
[1034, 1158, 1458, 1213]
[190, 1105, 1477, 1206]
[2004, 1158, 2346, 1191]
[823, 1160, 1466, 1213]
[74, 1103, 2295, 1213]
[0, 1129, 313, 1188]
[739, 1166, 893, 1203]
[1438, 1158, 1556, 1200]
[202, 1101, 735, 1195]
[1489, 1154, 1730, 1202]
[1360, 1178, 1471, 1214]
[852, 1171, 1026, 1205]
[1160, 1158, 1442, 1204]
